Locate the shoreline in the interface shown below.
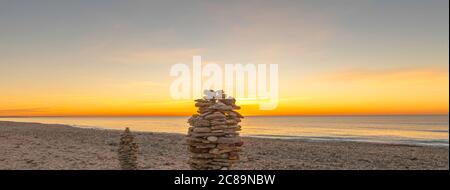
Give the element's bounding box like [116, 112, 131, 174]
[1, 118, 448, 147]
[0, 120, 448, 170]
[61, 121, 450, 147]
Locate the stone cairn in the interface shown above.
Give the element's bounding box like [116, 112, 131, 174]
[186, 90, 244, 170]
[118, 127, 138, 170]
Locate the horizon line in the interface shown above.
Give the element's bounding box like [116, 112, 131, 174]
[1, 113, 448, 118]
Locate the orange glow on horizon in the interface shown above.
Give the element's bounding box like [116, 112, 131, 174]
[0, 66, 448, 117]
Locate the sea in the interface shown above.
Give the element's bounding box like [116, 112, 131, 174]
[1, 115, 448, 146]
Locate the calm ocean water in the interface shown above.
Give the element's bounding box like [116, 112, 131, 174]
[1, 115, 448, 146]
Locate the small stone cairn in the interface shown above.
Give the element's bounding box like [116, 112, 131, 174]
[118, 127, 138, 170]
[186, 90, 244, 170]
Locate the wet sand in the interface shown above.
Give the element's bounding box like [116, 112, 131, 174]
[0, 120, 448, 170]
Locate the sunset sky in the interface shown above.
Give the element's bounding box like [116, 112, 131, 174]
[0, 0, 448, 116]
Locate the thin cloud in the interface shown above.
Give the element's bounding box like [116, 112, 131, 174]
[310, 67, 449, 83]
[102, 48, 205, 65]
[0, 107, 49, 115]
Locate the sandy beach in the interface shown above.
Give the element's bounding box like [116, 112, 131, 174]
[0, 120, 448, 170]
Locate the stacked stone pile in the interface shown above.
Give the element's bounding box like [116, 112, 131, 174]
[118, 127, 138, 170]
[186, 90, 244, 170]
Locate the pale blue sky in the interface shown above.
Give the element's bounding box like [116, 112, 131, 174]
[1, 0, 447, 64]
